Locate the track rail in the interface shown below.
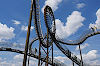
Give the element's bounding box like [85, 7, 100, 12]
[56, 30, 100, 45]
[33, 0, 53, 48]
[0, 47, 66, 66]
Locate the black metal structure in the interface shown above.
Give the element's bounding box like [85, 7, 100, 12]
[0, 47, 66, 66]
[1, 0, 100, 66]
[44, 5, 100, 66]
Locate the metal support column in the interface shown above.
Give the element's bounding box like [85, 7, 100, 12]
[52, 44, 53, 66]
[73, 62, 74, 66]
[38, 42, 41, 66]
[79, 45, 83, 66]
[46, 28, 49, 66]
[23, 0, 33, 66]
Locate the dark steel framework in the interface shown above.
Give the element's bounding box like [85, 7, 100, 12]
[0, 0, 100, 66]
[44, 5, 100, 66]
[18, 0, 100, 65]
[33, 0, 54, 66]
[0, 47, 64, 66]
[23, 0, 34, 66]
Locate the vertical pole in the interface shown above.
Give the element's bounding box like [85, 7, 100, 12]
[79, 45, 83, 66]
[46, 48, 49, 66]
[52, 44, 53, 66]
[23, 0, 33, 66]
[38, 42, 41, 66]
[46, 28, 49, 66]
[73, 62, 74, 66]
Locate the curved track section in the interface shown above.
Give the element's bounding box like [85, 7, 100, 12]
[44, 5, 100, 46]
[56, 29, 100, 45]
[33, 0, 53, 48]
[54, 42, 87, 66]
[44, 5, 100, 66]
[44, 5, 83, 65]
[28, 36, 67, 66]
[44, 5, 56, 36]
[0, 42, 25, 50]
[0, 47, 66, 66]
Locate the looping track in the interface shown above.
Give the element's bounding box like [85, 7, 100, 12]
[33, 0, 53, 48]
[44, 5, 100, 66]
[0, 0, 100, 66]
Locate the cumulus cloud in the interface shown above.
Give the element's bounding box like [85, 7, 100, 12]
[82, 50, 100, 65]
[89, 8, 100, 29]
[41, 0, 62, 13]
[12, 20, 21, 25]
[83, 50, 98, 61]
[0, 23, 15, 41]
[77, 50, 100, 65]
[21, 25, 34, 31]
[75, 43, 89, 50]
[56, 11, 85, 38]
[76, 3, 86, 9]
[0, 54, 37, 66]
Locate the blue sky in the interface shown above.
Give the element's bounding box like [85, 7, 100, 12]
[0, 0, 100, 66]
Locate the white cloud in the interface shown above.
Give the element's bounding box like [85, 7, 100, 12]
[29, 60, 37, 65]
[14, 54, 23, 60]
[0, 23, 15, 41]
[12, 20, 21, 25]
[83, 50, 98, 61]
[13, 54, 37, 66]
[54, 56, 74, 66]
[76, 3, 86, 9]
[75, 43, 89, 50]
[0, 54, 37, 66]
[21, 25, 34, 31]
[56, 11, 85, 38]
[0, 61, 37, 66]
[89, 8, 100, 29]
[14, 54, 37, 60]
[76, 50, 100, 65]
[54, 56, 68, 63]
[41, 0, 62, 13]
[0, 61, 12, 66]
[82, 50, 100, 65]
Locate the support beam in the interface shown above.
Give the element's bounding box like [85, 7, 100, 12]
[79, 45, 83, 66]
[23, 0, 33, 66]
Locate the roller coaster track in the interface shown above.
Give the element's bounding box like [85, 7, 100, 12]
[44, 5, 100, 66]
[0, 0, 99, 66]
[33, 0, 53, 48]
[54, 30, 100, 66]
[0, 36, 66, 66]
[56, 30, 100, 45]
[0, 46, 66, 66]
